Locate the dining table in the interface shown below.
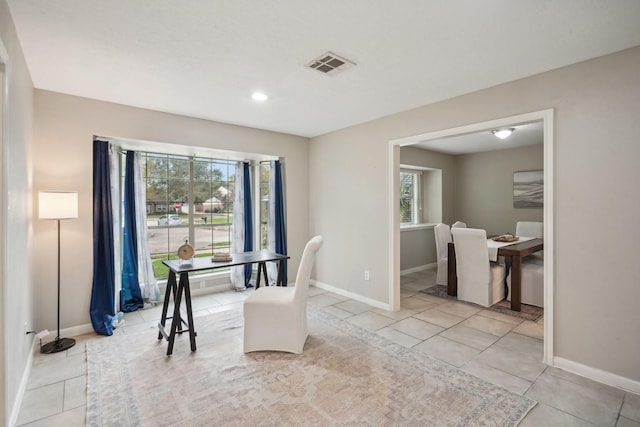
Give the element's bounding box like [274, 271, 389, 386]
[447, 238, 543, 311]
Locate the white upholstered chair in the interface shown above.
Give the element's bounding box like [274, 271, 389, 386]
[502, 221, 544, 307]
[452, 221, 467, 229]
[243, 235, 323, 353]
[451, 228, 505, 307]
[508, 263, 544, 307]
[434, 223, 452, 285]
[515, 221, 543, 238]
[516, 221, 544, 265]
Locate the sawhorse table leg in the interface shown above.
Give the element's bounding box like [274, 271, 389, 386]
[254, 260, 287, 288]
[157, 270, 197, 356]
[158, 271, 177, 340]
[255, 261, 269, 289]
[276, 259, 286, 286]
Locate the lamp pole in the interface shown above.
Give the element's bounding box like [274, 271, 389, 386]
[39, 191, 78, 354]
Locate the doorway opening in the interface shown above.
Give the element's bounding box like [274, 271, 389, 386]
[388, 109, 554, 364]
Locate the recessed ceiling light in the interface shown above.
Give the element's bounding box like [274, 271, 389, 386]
[492, 128, 515, 140]
[251, 92, 268, 102]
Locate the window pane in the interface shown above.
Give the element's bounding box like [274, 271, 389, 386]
[143, 154, 168, 178]
[166, 156, 189, 180]
[259, 162, 270, 250]
[193, 159, 234, 259]
[400, 172, 415, 223]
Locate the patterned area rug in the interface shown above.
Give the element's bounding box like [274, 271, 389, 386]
[87, 304, 536, 426]
[420, 285, 544, 322]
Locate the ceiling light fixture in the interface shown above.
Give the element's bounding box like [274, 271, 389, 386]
[251, 92, 268, 102]
[492, 128, 515, 140]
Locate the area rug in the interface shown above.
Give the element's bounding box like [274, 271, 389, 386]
[420, 285, 544, 322]
[87, 304, 536, 426]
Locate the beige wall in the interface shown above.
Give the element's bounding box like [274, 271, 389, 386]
[32, 90, 310, 338]
[400, 228, 434, 272]
[1, 0, 35, 423]
[310, 46, 640, 383]
[456, 144, 544, 235]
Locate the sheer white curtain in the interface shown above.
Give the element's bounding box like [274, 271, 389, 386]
[108, 144, 122, 312]
[231, 162, 247, 290]
[134, 152, 160, 305]
[266, 160, 278, 284]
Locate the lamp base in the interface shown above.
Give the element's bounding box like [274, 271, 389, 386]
[41, 337, 76, 354]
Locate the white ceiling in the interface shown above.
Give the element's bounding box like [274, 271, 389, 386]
[415, 122, 543, 155]
[7, 1, 640, 138]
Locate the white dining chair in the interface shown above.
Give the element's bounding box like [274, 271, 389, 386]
[516, 221, 544, 265]
[434, 223, 451, 285]
[451, 228, 505, 307]
[508, 263, 544, 308]
[515, 221, 543, 238]
[243, 235, 323, 354]
[452, 221, 467, 229]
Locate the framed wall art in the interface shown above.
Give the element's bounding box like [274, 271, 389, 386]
[513, 170, 543, 208]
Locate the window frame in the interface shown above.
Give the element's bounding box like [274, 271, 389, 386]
[122, 151, 270, 282]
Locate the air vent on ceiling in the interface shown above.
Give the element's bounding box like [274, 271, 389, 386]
[306, 52, 356, 75]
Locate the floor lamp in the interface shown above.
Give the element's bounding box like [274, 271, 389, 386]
[39, 191, 78, 354]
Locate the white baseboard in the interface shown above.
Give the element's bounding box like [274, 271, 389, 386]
[47, 284, 239, 342]
[311, 280, 390, 311]
[33, 329, 82, 351]
[11, 338, 36, 427]
[190, 281, 234, 296]
[400, 263, 436, 276]
[553, 356, 640, 394]
[47, 323, 96, 341]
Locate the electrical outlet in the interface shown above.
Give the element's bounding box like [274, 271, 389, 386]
[364, 270, 370, 281]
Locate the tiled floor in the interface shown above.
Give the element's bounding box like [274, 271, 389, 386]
[17, 268, 640, 426]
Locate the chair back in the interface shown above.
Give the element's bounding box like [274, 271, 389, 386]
[294, 235, 323, 301]
[516, 221, 543, 238]
[434, 223, 452, 261]
[451, 228, 491, 297]
[452, 221, 467, 229]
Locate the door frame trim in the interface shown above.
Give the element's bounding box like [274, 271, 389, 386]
[388, 108, 554, 364]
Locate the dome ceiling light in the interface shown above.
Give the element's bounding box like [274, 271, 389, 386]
[251, 92, 268, 102]
[492, 128, 515, 140]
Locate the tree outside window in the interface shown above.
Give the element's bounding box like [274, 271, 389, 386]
[138, 153, 236, 279]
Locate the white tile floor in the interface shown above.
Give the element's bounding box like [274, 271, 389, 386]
[16, 268, 640, 426]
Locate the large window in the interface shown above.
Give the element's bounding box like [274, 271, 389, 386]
[118, 150, 273, 280]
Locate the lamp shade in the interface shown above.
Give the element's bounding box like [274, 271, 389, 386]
[39, 191, 78, 219]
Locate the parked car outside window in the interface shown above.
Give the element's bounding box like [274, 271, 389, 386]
[157, 215, 182, 226]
